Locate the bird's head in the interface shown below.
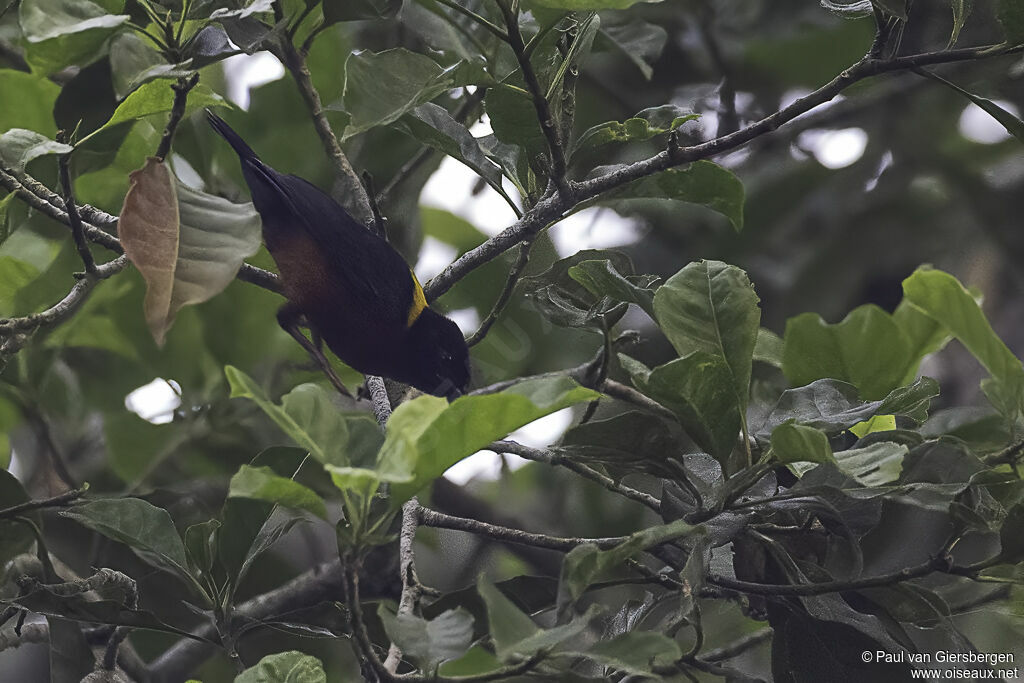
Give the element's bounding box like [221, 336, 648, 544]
[406, 309, 471, 401]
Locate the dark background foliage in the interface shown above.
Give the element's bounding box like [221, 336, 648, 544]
[1, 0, 1024, 681]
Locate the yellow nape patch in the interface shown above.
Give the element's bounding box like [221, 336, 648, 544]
[407, 268, 428, 327]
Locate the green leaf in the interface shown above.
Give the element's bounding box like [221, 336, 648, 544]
[184, 519, 219, 577]
[753, 327, 784, 368]
[0, 129, 73, 172]
[228, 465, 327, 520]
[378, 605, 474, 670]
[597, 160, 745, 231]
[621, 353, 741, 463]
[225, 369, 382, 467]
[584, 630, 683, 675]
[783, 305, 913, 400]
[485, 86, 547, 177]
[339, 49, 460, 141]
[892, 299, 951, 384]
[529, 0, 660, 11]
[562, 519, 698, 600]
[235, 651, 327, 683]
[61, 498, 195, 588]
[392, 104, 515, 207]
[902, 266, 1024, 422]
[849, 414, 896, 438]
[653, 259, 760, 421]
[0, 71, 62, 137]
[217, 447, 308, 590]
[921, 70, 1024, 143]
[477, 575, 540, 658]
[757, 377, 937, 438]
[832, 441, 906, 486]
[420, 207, 488, 254]
[770, 423, 834, 465]
[997, 0, 1024, 44]
[567, 259, 657, 318]
[558, 411, 678, 476]
[477, 575, 599, 661]
[595, 19, 668, 81]
[82, 80, 227, 143]
[378, 376, 599, 505]
[19, 0, 130, 74]
[573, 105, 697, 153]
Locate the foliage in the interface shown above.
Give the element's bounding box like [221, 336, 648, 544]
[1, 0, 1024, 682]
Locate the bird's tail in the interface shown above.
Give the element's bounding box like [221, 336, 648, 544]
[206, 110, 259, 162]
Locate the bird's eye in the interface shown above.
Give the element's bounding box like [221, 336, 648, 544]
[440, 351, 452, 362]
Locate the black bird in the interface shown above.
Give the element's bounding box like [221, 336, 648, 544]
[208, 112, 470, 401]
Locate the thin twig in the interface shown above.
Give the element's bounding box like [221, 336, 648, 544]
[599, 379, 676, 421]
[426, 41, 1023, 300]
[494, 0, 569, 195]
[700, 627, 773, 661]
[155, 74, 199, 161]
[0, 487, 87, 520]
[708, 553, 992, 597]
[0, 256, 128, 335]
[383, 498, 423, 673]
[272, 4, 378, 232]
[695, 2, 738, 137]
[419, 505, 627, 551]
[465, 238, 534, 346]
[56, 139, 98, 276]
[492, 439, 662, 513]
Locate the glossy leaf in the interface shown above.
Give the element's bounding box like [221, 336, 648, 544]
[584, 630, 683, 675]
[771, 422, 833, 465]
[562, 519, 697, 600]
[574, 105, 697, 153]
[339, 49, 461, 140]
[226, 370, 383, 467]
[783, 305, 912, 400]
[378, 605, 474, 670]
[61, 498, 194, 587]
[922, 70, 1024, 143]
[378, 376, 599, 505]
[567, 259, 657, 317]
[228, 465, 327, 520]
[83, 80, 227, 143]
[392, 103, 515, 207]
[596, 19, 668, 80]
[621, 353, 740, 463]
[902, 267, 1024, 421]
[833, 441, 906, 486]
[0, 130, 72, 172]
[597, 161, 745, 231]
[234, 651, 326, 683]
[653, 259, 760, 421]
[19, 0, 130, 74]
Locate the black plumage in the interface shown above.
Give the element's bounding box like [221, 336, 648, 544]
[208, 112, 470, 400]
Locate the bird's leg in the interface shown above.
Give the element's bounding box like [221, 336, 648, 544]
[277, 303, 353, 398]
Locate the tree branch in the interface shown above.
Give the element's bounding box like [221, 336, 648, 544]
[419, 505, 628, 551]
[707, 553, 992, 596]
[494, 0, 569, 195]
[465, 237, 534, 346]
[271, 6, 378, 233]
[155, 74, 199, 162]
[492, 439, 662, 513]
[383, 498, 423, 673]
[0, 487, 87, 520]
